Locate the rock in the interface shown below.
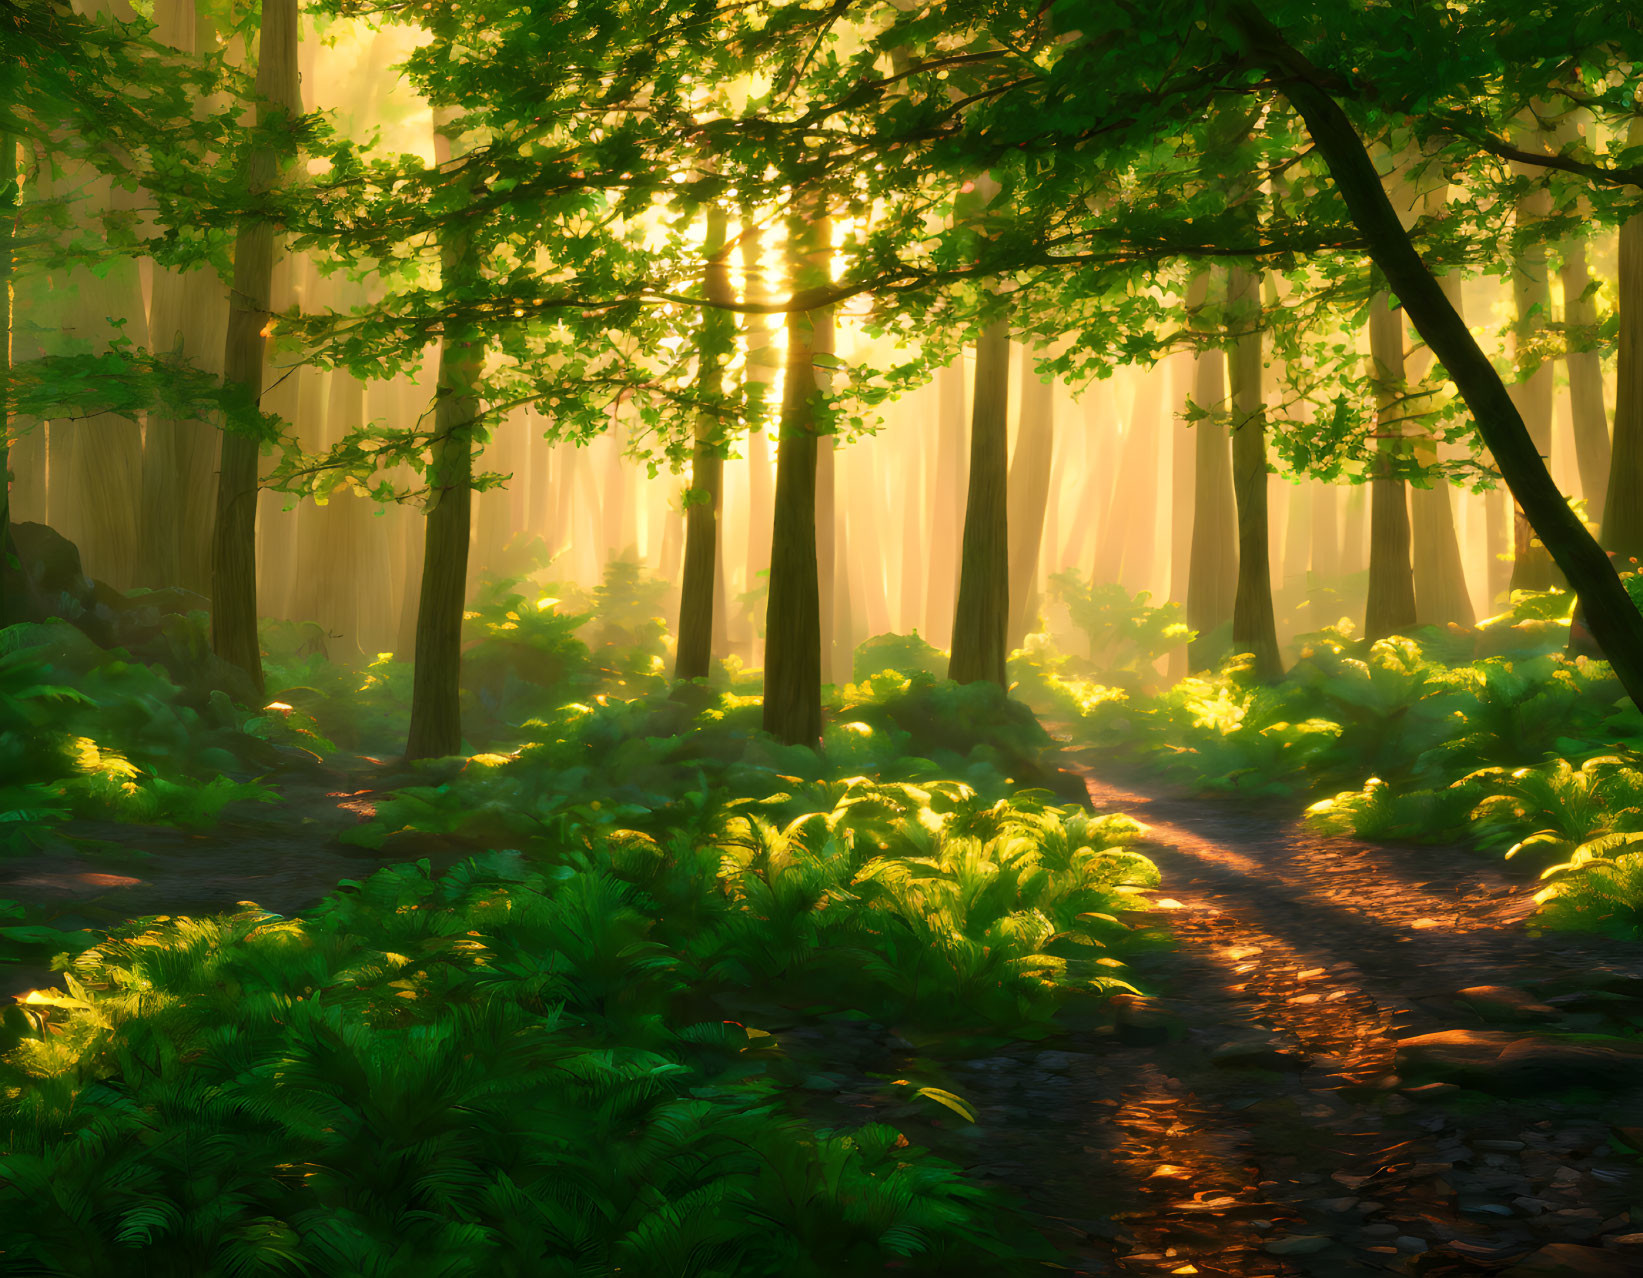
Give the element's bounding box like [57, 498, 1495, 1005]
[1262, 1235, 1333, 1256]
[1305, 1196, 1360, 1213]
[1459, 985, 1560, 1022]
[1500, 1243, 1640, 1276]
[1396, 1235, 1429, 1252]
[1210, 1039, 1309, 1071]
[1394, 1030, 1643, 1094]
[1476, 1139, 1528, 1152]
[1602, 1233, 1643, 1250]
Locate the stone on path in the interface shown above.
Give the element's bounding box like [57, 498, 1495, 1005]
[1499, 1243, 1639, 1276]
[1394, 1030, 1643, 1093]
[1458, 985, 1559, 1022]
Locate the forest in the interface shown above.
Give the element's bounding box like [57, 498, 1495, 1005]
[4, 0, 1643, 1274]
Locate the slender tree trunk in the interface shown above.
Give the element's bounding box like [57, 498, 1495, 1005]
[948, 317, 1011, 686]
[139, 0, 226, 594]
[1007, 341, 1055, 648]
[1309, 479, 1339, 625]
[1508, 172, 1561, 592]
[1602, 116, 1643, 568]
[762, 204, 830, 745]
[1563, 236, 1612, 525]
[1224, 263, 1283, 678]
[1236, 10, 1643, 707]
[675, 203, 734, 681]
[1, 130, 15, 623]
[816, 425, 838, 683]
[211, 0, 299, 695]
[1407, 271, 1477, 627]
[924, 357, 966, 646]
[1365, 291, 1418, 639]
[740, 223, 774, 661]
[404, 101, 485, 760]
[1186, 273, 1239, 670]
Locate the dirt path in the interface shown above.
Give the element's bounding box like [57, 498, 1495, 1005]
[938, 752, 1643, 1276]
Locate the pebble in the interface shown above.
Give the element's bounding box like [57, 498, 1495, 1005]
[1395, 1236, 1429, 1252]
[1262, 1235, 1333, 1256]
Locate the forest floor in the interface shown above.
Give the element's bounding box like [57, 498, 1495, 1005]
[4, 742, 1643, 1276]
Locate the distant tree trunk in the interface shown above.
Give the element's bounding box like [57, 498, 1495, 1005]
[1186, 273, 1238, 671]
[948, 317, 1011, 687]
[1563, 236, 1612, 526]
[1226, 263, 1283, 679]
[212, 0, 300, 695]
[1, 129, 14, 622]
[739, 223, 775, 659]
[762, 204, 830, 745]
[675, 203, 734, 681]
[1365, 291, 1418, 640]
[1602, 116, 1643, 569]
[1408, 271, 1477, 627]
[1508, 171, 1560, 593]
[405, 100, 485, 760]
[1007, 341, 1054, 648]
[816, 429, 838, 683]
[898, 417, 924, 633]
[1309, 480, 1339, 625]
[924, 357, 966, 647]
[139, 0, 225, 594]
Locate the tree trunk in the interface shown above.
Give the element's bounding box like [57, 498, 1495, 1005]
[674, 203, 734, 681]
[1236, 9, 1643, 708]
[1365, 290, 1418, 639]
[1562, 236, 1612, 526]
[211, 0, 299, 695]
[1007, 341, 1055, 648]
[816, 422, 838, 684]
[1508, 161, 1561, 593]
[762, 205, 831, 745]
[139, 0, 226, 594]
[404, 100, 485, 760]
[948, 317, 1012, 686]
[1602, 116, 1643, 569]
[1225, 263, 1283, 679]
[924, 356, 966, 646]
[1, 130, 15, 623]
[1186, 273, 1239, 670]
[739, 223, 775, 661]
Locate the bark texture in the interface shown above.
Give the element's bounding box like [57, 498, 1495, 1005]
[948, 317, 1012, 687]
[761, 208, 829, 745]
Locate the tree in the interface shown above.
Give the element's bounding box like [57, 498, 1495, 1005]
[1226, 2, 1643, 709]
[947, 315, 1011, 686]
[211, 0, 300, 697]
[1364, 289, 1418, 640]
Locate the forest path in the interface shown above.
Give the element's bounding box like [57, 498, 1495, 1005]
[963, 748, 1643, 1277]
[0, 757, 474, 1002]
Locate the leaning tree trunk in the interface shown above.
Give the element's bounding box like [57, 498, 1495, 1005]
[1233, 7, 1643, 709]
[404, 103, 486, 760]
[1185, 272, 1239, 671]
[211, 0, 300, 695]
[1007, 340, 1055, 648]
[761, 204, 830, 745]
[1364, 289, 1418, 639]
[1226, 263, 1284, 679]
[1602, 115, 1643, 569]
[674, 202, 735, 681]
[948, 317, 1012, 686]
